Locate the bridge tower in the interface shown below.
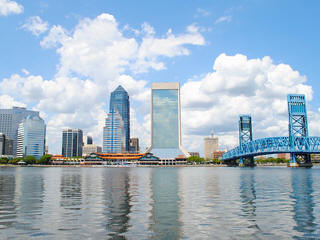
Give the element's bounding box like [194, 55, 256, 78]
[287, 94, 312, 167]
[239, 115, 254, 166]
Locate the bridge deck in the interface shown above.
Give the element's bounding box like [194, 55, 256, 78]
[222, 136, 320, 161]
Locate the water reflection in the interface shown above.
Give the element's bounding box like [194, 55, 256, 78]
[102, 169, 131, 239]
[0, 168, 16, 230]
[239, 169, 263, 239]
[291, 169, 317, 239]
[150, 168, 181, 239]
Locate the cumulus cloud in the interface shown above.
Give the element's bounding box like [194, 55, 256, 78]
[21, 16, 49, 36]
[0, 13, 205, 154]
[215, 15, 232, 24]
[0, 0, 23, 16]
[181, 53, 314, 152]
[0, 95, 26, 108]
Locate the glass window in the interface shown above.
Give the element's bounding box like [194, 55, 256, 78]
[152, 89, 179, 148]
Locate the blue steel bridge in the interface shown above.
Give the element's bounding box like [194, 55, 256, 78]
[222, 94, 318, 167]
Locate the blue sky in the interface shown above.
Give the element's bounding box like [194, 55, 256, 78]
[0, 0, 320, 154]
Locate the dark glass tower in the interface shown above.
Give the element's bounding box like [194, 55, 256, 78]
[109, 85, 130, 152]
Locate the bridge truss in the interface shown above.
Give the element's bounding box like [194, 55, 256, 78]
[222, 94, 315, 167]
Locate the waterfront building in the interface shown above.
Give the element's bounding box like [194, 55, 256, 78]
[277, 153, 290, 160]
[212, 150, 226, 159]
[204, 133, 219, 159]
[82, 144, 102, 157]
[103, 110, 125, 153]
[62, 129, 83, 157]
[109, 85, 130, 152]
[87, 135, 93, 145]
[189, 152, 200, 157]
[0, 133, 4, 155]
[148, 82, 189, 159]
[129, 138, 140, 153]
[0, 107, 39, 156]
[16, 116, 46, 159]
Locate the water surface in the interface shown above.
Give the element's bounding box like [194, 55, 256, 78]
[0, 166, 319, 239]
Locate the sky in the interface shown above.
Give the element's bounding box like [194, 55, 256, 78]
[0, 0, 320, 155]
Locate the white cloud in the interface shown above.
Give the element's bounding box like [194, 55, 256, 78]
[0, 95, 26, 108]
[181, 53, 314, 153]
[215, 15, 232, 24]
[195, 8, 210, 18]
[22, 16, 49, 36]
[0, 13, 205, 154]
[0, 0, 23, 16]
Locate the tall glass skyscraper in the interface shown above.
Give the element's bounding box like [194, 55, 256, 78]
[103, 110, 125, 153]
[62, 129, 83, 157]
[109, 85, 130, 152]
[148, 82, 189, 159]
[17, 115, 46, 159]
[0, 107, 39, 156]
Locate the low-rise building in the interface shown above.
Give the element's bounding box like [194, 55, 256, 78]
[82, 144, 102, 157]
[189, 152, 200, 157]
[212, 151, 226, 159]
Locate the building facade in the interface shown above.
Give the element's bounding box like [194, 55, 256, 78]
[0, 107, 39, 156]
[204, 133, 219, 159]
[0, 133, 14, 156]
[82, 144, 102, 157]
[148, 82, 189, 159]
[16, 116, 46, 159]
[109, 85, 130, 152]
[103, 110, 125, 153]
[62, 129, 83, 157]
[129, 138, 140, 153]
[86, 135, 93, 145]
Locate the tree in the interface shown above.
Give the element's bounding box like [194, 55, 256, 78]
[187, 156, 205, 164]
[24, 156, 37, 165]
[36, 154, 52, 164]
[0, 157, 9, 164]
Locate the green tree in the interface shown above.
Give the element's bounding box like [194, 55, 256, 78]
[0, 157, 9, 164]
[187, 156, 205, 164]
[36, 154, 52, 164]
[24, 156, 37, 165]
[8, 158, 21, 164]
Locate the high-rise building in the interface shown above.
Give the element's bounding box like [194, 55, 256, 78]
[129, 138, 140, 153]
[148, 82, 189, 159]
[16, 116, 46, 159]
[0, 133, 14, 156]
[87, 135, 93, 145]
[62, 129, 83, 157]
[109, 85, 130, 152]
[0, 133, 4, 155]
[204, 133, 219, 159]
[103, 110, 125, 153]
[0, 107, 39, 156]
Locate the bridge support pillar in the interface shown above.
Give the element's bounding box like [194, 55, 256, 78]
[239, 157, 255, 167]
[289, 153, 312, 168]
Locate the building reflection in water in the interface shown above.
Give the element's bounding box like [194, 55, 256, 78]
[14, 168, 45, 233]
[149, 168, 181, 239]
[0, 167, 17, 231]
[239, 169, 261, 236]
[102, 168, 131, 239]
[291, 169, 317, 238]
[59, 169, 82, 231]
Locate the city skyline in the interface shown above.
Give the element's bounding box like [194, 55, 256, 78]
[0, 1, 320, 155]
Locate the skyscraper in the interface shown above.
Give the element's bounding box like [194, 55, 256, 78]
[109, 85, 130, 152]
[148, 82, 189, 159]
[0, 107, 39, 156]
[17, 115, 46, 159]
[103, 110, 125, 153]
[62, 129, 83, 157]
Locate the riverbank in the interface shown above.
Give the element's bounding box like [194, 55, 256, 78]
[1, 163, 319, 168]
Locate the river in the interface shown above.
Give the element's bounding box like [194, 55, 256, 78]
[0, 166, 319, 239]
